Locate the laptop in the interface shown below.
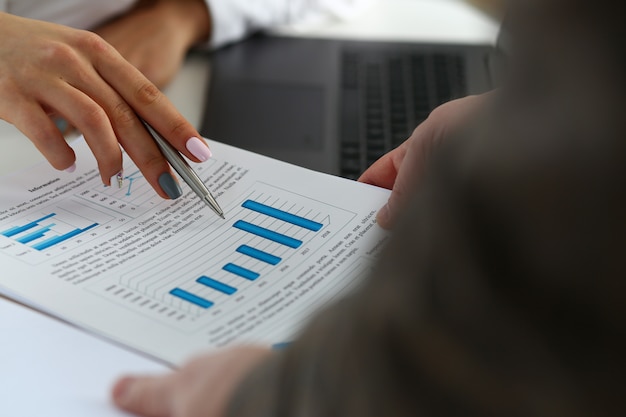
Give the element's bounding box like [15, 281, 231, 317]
[200, 34, 495, 179]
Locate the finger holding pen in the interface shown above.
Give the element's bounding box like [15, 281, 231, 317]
[77, 22, 214, 198]
[91, 35, 213, 164]
[92, 43, 215, 200]
[0, 13, 214, 200]
[142, 121, 224, 218]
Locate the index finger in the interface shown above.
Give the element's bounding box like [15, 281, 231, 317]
[91, 40, 209, 162]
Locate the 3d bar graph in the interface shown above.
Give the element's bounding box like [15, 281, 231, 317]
[170, 198, 325, 309]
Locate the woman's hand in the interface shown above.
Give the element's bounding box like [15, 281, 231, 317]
[359, 94, 490, 229]
[0, 12, 211, 199]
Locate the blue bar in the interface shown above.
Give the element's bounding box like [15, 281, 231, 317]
[1, 213, 56, 237]
[233, 220, 302, 248]
[242, 200, 323, 231]
[223, 263, 260, 281]
[16, 224, 55, 244]
[32, 223, 98, 251]
[197, 276, 237, 295]
[236, 245, 281, 265]
[170, 288, 213, 309]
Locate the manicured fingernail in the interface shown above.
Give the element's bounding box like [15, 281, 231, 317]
[64, 163, 76, 173]
[158, 172, 182, 199]
[186, 137, 212, 162]
[54, 117, 69, 133]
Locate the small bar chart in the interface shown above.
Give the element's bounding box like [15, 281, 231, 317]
[1, 212, 98, 251]
[0, 200, 114, 259]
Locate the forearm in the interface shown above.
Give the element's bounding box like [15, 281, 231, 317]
[207, 0, 373, 48]
[142, 0, 211, 47]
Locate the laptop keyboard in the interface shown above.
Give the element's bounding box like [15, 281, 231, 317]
[340, 51, 467, 179]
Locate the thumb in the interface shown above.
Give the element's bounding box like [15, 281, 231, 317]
[376, 173, 411, 230]
[112, 374, 175, 417]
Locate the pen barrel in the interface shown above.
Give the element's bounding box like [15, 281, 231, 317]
[143, 122, 223, 217]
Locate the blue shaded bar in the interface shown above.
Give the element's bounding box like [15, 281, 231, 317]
[197, 276, 237, 295]
[32, 223, 98, 251]
[272, 342, 292, 350]
[16, 224, 55, 244]
[170, 288, 213, 309]
[236, 245, 281, 265]
[1, 213, 56, 237]
[242, 200, 323, 231]
[233, 220, 302, 248]
[223, 263, 260, 281]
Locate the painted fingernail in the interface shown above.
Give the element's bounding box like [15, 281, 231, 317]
[64, 163, 76, 173]
[158, 172, 182, 199]
[54, 117, 69, 133]
[186, 137, 212, 162]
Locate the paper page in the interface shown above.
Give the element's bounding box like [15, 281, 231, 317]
[0, 137, 390, 365]
[0, 296, 170, 417]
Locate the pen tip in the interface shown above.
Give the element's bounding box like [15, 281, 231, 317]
[219, 213, 226, 220]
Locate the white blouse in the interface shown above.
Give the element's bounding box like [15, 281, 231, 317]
[0, 0, 370, 48]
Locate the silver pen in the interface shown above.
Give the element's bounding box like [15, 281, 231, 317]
[142, 121, 225, 219]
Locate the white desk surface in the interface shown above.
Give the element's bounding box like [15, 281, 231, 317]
[0, 1, 498, 416]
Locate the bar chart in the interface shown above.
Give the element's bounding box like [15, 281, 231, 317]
[1, 213, 98, 251]
[167, 198, 324, 309]
[90, 182, 359, 331]
[0, 200, 114, 261]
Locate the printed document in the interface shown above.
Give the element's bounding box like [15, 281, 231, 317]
[0, 137, 390, 365]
